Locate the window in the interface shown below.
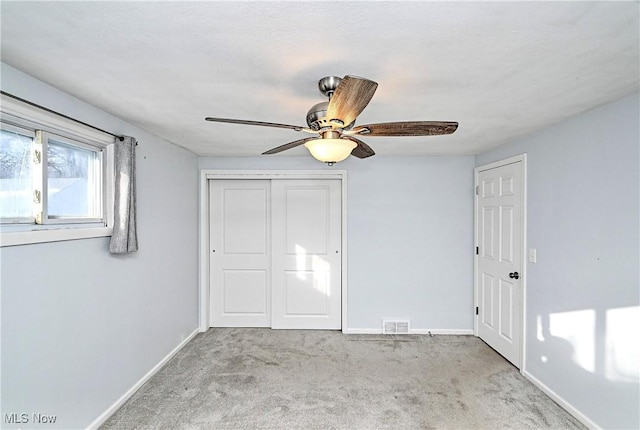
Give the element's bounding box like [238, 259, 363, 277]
[1, 124, 106, 226]
[38, 131, 104, 223]
[0, 125, 33, 221]
[0, 94, 114, 246]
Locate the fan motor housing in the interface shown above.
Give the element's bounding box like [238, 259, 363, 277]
[306, 76, 357, 131]
[306, 101, 329, 130]
[306, 100, 354, 131]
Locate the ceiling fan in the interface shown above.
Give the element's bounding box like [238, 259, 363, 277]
[205, 75, 458, 165]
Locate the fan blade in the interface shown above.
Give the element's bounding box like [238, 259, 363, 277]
[344, 137, 375, 159]
[354, 121, 458, 137]
[326, 76, 378, 127]
[205, 117, 305, 131]
[262, 137, 316, 155]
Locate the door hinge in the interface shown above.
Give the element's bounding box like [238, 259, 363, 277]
[475, 306, 479, 315]
[475, 185, 479, 195]
[476, 246, 479, 255]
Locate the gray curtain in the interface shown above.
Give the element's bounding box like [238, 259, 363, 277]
[109, 136, 138, 254]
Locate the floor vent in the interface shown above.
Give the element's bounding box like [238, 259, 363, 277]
[382, 319, 410, 334]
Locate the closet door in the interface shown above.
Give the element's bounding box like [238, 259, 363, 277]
[271, 179, 342, 329]
[209, 180, 270, 327]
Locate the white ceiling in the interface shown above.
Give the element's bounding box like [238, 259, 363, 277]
[1, 1, 638, 157]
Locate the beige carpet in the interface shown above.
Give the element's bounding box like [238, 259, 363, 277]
[101, 328, 585, 429]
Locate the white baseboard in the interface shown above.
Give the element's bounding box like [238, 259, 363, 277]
[343, 328, 474, 335]
[410, 328, 474, 335]
[86, 328, 200, 430]
[522, 369, 600, 430]
[343, 328, 382, 334]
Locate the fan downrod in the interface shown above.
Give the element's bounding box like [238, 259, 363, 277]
[318, 76, 342, 98]
[307, 76, 353, 130]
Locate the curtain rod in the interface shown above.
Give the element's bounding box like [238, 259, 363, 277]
[1, 90, 126, 142]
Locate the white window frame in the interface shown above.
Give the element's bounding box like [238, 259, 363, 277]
[35, 130, 106, 225]
[0, 93, 115, 247]
[0, 122, 36, 224]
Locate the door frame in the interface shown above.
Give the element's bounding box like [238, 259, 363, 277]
[474, 154, 527, 370]
[198, 169, 348, 333]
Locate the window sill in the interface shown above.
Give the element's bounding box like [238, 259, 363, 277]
[0, 226, 112, 247]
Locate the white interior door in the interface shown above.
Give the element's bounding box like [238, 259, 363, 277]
[476, 160, 523, 368]
[271, 179, 342, 329]
[210, 180, 270, 327]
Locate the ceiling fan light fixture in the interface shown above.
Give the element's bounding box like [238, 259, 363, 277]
[205, 75, 458, 160]
[304, 138, 356, 164]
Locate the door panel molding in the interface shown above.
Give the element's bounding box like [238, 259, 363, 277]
[474, 154, 527, 370]
[199, 170, 348, 333]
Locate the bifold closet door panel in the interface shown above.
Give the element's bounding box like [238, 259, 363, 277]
[270, 179, 342, 329]
[209, 180, 271, 327]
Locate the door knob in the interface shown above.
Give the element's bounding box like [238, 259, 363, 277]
[509, 272, 520, 280]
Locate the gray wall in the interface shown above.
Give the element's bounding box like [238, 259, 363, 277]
[199, 155, 476, 331]
[476, 93, 639, 429]
[0, 64, 200, 429]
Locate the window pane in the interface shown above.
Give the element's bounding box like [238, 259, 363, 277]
[47, 139, 102, 219]
[0, 128, 33, 219]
